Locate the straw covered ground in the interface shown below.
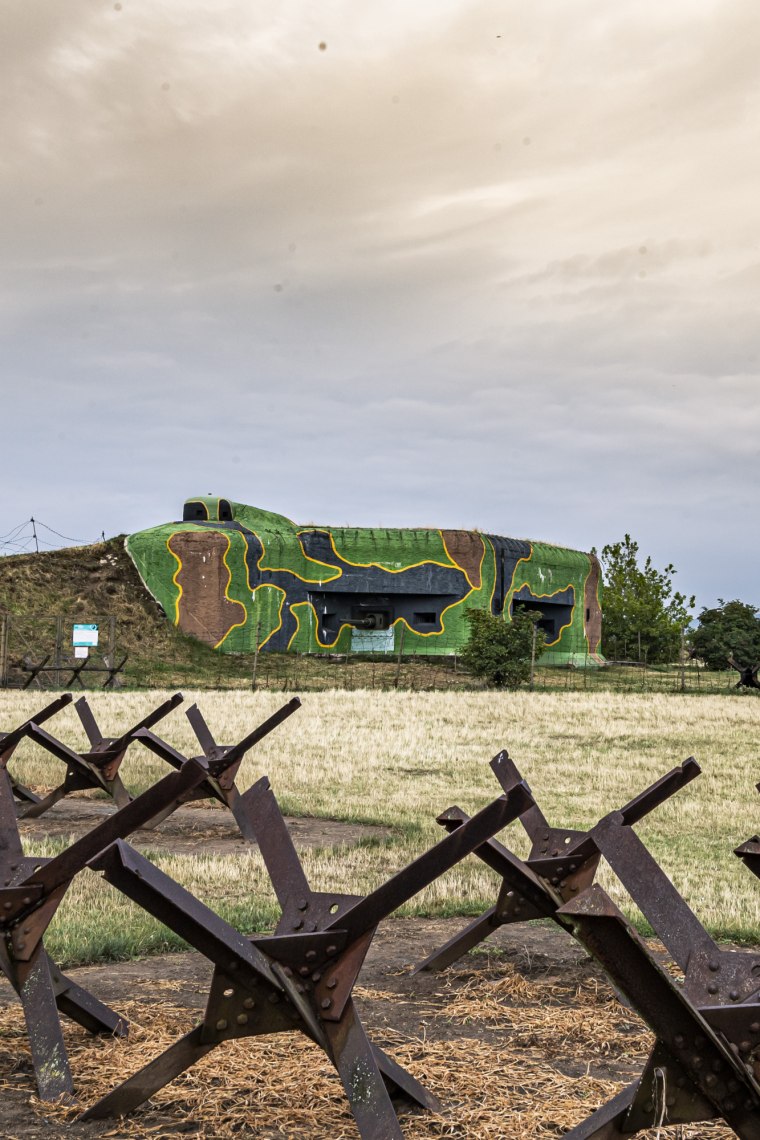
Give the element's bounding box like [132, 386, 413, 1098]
[0, 920, 737, 1138]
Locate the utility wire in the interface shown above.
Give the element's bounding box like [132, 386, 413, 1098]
[0, 517, 104, 556]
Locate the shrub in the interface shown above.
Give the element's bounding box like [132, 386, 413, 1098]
[460, 608, 545, 689]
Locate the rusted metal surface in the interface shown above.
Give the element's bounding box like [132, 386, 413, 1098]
[0, 757, 217, 1098]
[0, 693, 74, 808]
[555, 811, 760, 1137]
[15, 692, 184, 818]
[132, 696, 302, 835]
[0, 698, 303, 1101]
[416, 749, 700, 972]
[559, 882, 760, 1138]
[81, 779, 534, 1135]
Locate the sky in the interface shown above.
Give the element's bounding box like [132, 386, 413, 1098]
[1, 0, 759, 612]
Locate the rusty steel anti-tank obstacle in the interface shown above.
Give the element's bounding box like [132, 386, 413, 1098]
[2, 693, 760, 1137]
[556, 817, 760, 1137]
[16, 691, 184, 817]
[0, 697, 301, 1101]
[79, 778, 534, 1138]
[416, 752, 760, 1138]
[415, 748, 700, 973]
[0, 692, 75, 810]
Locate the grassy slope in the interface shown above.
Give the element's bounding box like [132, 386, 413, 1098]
[0, 538, 256, 688]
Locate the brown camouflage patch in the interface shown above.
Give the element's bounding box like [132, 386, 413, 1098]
[168, 531, 246, 646]
[584, 554, 603, 656]
[441, 530, 485, 589]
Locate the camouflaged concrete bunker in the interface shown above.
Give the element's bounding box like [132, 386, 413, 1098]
[126, 496, 603, 665]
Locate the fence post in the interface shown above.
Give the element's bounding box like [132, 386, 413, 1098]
[0, 613, 8, 687]
[529, 621, 537, 691]
[394, 624, 406, 688]
[252, 619, 261, 691]
[54, 615, 64, 689]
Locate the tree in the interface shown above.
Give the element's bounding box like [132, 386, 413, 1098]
[461, 608, 545, 689]
[691, 599, 760, 688]
[594, 535, 694, 665]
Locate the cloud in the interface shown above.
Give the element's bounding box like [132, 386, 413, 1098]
[1, 0, 759, 608]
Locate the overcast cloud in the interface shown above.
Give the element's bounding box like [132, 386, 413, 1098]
[1, 0, 759, 610]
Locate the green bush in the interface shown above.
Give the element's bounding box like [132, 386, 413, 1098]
[461, 608, 545, 689]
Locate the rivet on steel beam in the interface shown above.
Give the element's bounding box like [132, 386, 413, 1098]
[674, 1035, 685, 1048]
[751, 1022, 760, 1034]
[236, 1014, 248, 1026]
[326, 977, 338, 989]
[297, 898, 308, 911]
[708, 960, 720, 972]
[311, 972, 322, 983]
[321, 998, 332, 1010]
[729, 990, 739, 1001]
[22, 897, 31, 906]
[692, 1056, 703, 1068]
[705, 1074, 717, 1088]
[740, 1040, 751, 1053]
[299, 966, 310, 977]
[326, 945, 337, 956]
[243, 997, 255, 1009]
[216, 1019, 228, 1031]
[305, 950, 317, 961]
[707, 983, 718, 995]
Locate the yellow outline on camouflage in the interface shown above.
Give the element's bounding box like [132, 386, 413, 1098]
[440, 531, 486, 592]
[213, 531, 248, 649]
[254, 530, 342, 585]
[325, 531, 456, 575]
[251, 584, 287, 650]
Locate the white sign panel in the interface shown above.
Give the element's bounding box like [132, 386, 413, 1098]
[74, 646, 89, 659]
[73, 623, 99, 647]
[350, 628, 395, 653]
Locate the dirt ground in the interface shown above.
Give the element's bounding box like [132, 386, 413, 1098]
[0, 916, 675, 1140]
[18, 797, 391, 855]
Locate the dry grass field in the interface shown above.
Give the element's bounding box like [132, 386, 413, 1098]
[2, 688, 759, 963]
